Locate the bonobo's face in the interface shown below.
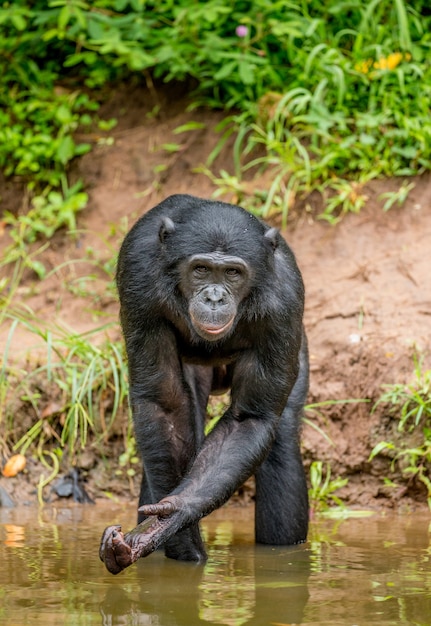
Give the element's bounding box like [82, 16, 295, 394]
[180, 251, 252, 342]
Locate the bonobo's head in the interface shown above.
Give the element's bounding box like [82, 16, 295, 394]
[179, 250, 252, 342]
[157, 202, 279, 343]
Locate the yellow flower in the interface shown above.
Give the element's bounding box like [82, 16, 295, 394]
[355, 52, 411, 75]
[354, 59, 373, 74]
[373, 52, 411, 70]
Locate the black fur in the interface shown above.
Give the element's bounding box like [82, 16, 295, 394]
[117, 194, 309, 562]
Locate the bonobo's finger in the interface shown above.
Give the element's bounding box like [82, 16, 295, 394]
[138, 497, 179, 517]
[99, 524, 121, 562]
[99, 525, 130, 575]
[111, 529, 134, 569]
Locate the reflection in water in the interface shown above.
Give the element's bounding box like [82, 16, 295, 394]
[0, 504, 430, 625]
[198, 521, 256, 625]
[306, 516, 431, 625]
[4, 524, 25, 548]
[198, 520, 310, 625]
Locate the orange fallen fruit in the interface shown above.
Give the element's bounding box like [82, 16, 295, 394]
[2, 454, 26, 477]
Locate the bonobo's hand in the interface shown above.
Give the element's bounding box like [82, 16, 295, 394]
[138, 498, 178, 517]
[99, 497, 181, 575]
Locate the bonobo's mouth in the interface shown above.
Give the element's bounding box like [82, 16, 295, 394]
[203, 319, 234, 336]
[190, 315, 234, 340]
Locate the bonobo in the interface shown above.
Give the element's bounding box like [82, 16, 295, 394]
[100, 194, 309, 575]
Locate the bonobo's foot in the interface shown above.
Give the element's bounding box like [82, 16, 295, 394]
[99, 498, 182, 575]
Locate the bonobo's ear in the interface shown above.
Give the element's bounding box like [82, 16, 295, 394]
[264, 227, 279, 251]
[159, 217, 175, 243]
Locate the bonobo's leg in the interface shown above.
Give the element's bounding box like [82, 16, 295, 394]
[131, 333, 211, 562]
[137, 364, 210, 513]
[136, 366, 211, 561]
[254, 331, 309, 545]
[160, 364, 211, 562]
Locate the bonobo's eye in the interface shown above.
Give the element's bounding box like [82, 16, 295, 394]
[225, 267, 241, 277]
[193, 265, 209, 276]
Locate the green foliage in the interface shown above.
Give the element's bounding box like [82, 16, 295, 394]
[2, 179, 88, 278]
[370, 356, 431, 507]
[1, 1, 431, 229]
[197, 0, 431, 221]
[0, 2, 97, 251]
[309, 460, 348, 515]
[0, 314, 128, 459]
[20, 184, 87, 242]
[205, 394, 230, 435]
[0, 90, 92, 185]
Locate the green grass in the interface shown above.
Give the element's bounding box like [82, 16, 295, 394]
[0, 313, 128, 459]
[308, 460, 349, 515]
[370, 356, 431, 508]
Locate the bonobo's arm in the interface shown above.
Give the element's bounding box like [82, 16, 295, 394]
[100, 349, 298, 574]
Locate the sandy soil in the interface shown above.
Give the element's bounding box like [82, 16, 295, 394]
[1, 84, 430, 512]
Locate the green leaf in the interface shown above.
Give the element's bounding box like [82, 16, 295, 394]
[55, 104, 74, 125]
[11, 14, 27, 31]
[214, 61, 236, 81]
[56, 135, 76, 165]
[359, 133, 376, 146]
[28, 260, 46, 279]
[369, 441, 394, 460]
[161, 143, 181, 153]
[58, 5, 71, 30]
[238, 61, 255, 85]
[173, 122, 205, 134]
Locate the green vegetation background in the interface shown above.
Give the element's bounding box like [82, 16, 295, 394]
[2, 0, 431, 239]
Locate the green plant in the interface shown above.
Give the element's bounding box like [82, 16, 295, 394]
[308, 460, 348, 515]
[1, 313, 128, 459]
[197, 1, 431, 221]
[2, 179, 88, 278]
[0, 90, 93, 185]
[37, 450, 62, 506]
[205, 394, 230, 435]
[115, 427, 140, 486]
[378, 181, 416, 212]
[2, 1, 431, 231]
[9, 180, 88, 242]
[370, 356, 431, 507]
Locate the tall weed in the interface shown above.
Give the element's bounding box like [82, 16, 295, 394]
[0, 313, 128, 458]
[370, 356, 431, 507]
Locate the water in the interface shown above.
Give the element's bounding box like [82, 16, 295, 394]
[0, 503, 429, 625]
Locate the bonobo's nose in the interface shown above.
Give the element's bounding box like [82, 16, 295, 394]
[203, 285, 226, 306]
